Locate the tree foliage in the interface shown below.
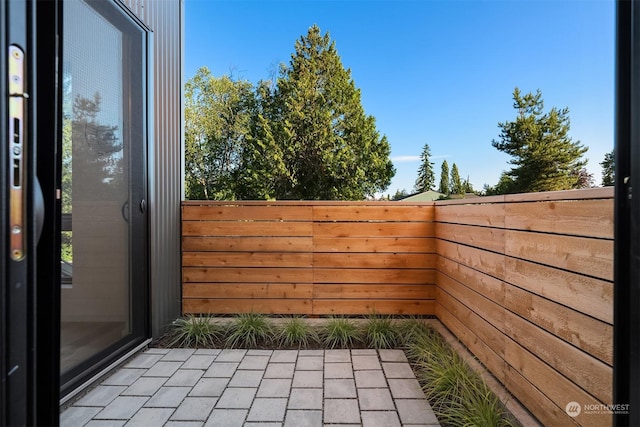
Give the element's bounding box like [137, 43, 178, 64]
[450, 163, 464, 195]
[601, 150, 614, 186]
[439, 160, 450, 195]
[267, 25, 395, 199]
[414, 143, 436, 193]
[184, 67, 254, 199]
[184, 26, 395, 200]
[491, 88, 588, 194]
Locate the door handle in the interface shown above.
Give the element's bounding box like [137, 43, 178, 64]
[139, 199, 146, 213]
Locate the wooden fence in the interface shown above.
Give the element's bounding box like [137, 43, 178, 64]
[182, 201, 437, 315]
[435, 188, 613, 427]
[181, 188, 614, 426]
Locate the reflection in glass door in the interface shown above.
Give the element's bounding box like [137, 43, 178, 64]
[60, 0, 147, 381]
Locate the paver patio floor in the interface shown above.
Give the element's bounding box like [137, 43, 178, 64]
[61, 348, 440, 427]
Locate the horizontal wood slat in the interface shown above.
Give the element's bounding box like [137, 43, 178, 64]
[313, 253, 435, 269]
[314, 237, 435, 253]
[182, 237, 313, 252]
[504, 198, 613, 238]
[313, 205, 434, 222]
[182, 221, 313, 237]
[313, 284, 435, 300]
[183, 252, 313, 268]
[182, 205, 313, 221]
[313, 222, 435, 238]
[184, 283, 313, 299]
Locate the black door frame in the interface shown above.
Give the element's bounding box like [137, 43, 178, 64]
[2, 0, 59, 425]
[2, 0, 150, 424]
[614, 0, 640, 425]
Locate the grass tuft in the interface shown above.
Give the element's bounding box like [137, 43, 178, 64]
[167, 314, 222, 348]
[276, 317, 319, 349]
[321, 317, 362, 349]
[364, 313, 399, 349]
[225, 312, 273, 348]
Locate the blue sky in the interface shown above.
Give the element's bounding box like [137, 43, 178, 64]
[185, 0, 615, 195]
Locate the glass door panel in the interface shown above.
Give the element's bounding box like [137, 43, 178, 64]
[60, 0, 146, 377]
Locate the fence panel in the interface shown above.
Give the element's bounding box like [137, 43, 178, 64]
[435, 188, 614, 427]
[182, 201, 436, 315]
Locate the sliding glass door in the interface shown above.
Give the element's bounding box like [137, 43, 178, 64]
[59, 0, 149, 392]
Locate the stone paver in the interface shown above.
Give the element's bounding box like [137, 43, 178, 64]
[203, 409, 247, 427]
[171, 397, 217, 421]
[355, 370, 387, 388]
[324, 379, 357, 398]
[324, 362, 353, 378]
[216, 387, 257, 408]
[203, 362, 238, 378]
[288, 388, 323, 409]
[361, 410, 402, 427]
[324, 399, 361, 424]
[61, 348, 440, 426]
[396, 399, 440, 425]
[228, 369, 264, 387]
[257, 378, 292, 397]
[182, 355, 216, 370]
[165, 369, 205, 386]
[358, 387, 395, 410]
[122, 377, 167, 396]
[296, 356, 323, 370]
[388, 378, 426, 398]
[382, 361, 416, 378]
[246, 397, 288, 422]
[292, 370, 323, 388]
[189, 378, 229, 397]
[264, 362, 295, 378]
[284, 409, 322, 427]
[144, 386, 190, 407]
[125, 407, 173, 426]
[352, 355, 382, 370]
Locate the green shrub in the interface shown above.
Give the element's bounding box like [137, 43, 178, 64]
[168, 314, 222, 348]
[396, 317, 434, 347]
[321, 317, 362, 349]
[225, 312, 274, 348]
[364, 314, 399, 349]
[276, 317, 319, 349]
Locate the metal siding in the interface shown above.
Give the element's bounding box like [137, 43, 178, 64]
[120, 0, 183, 338]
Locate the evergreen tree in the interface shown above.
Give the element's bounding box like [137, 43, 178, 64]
[450, 163, 464, 195]
[269, 25, 395, 199]
[391, 189, 409, 200]
[414, 143, 436, 193]
[601, 150, 614, 186]
[492, 88, 588, 193]
[439, 160, 450, 195]
[463, 176, 474, 193]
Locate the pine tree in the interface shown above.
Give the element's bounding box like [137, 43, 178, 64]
[270, 25, 395, 199]
[601, 150, 614, 186]
[439, 160, 450, 195]
[492, 88, 588, 193]
[450, 163, 464, 195]
[414, 143, 436, 193]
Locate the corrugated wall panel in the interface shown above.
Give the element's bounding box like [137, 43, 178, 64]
[120, 0, 183, 338]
